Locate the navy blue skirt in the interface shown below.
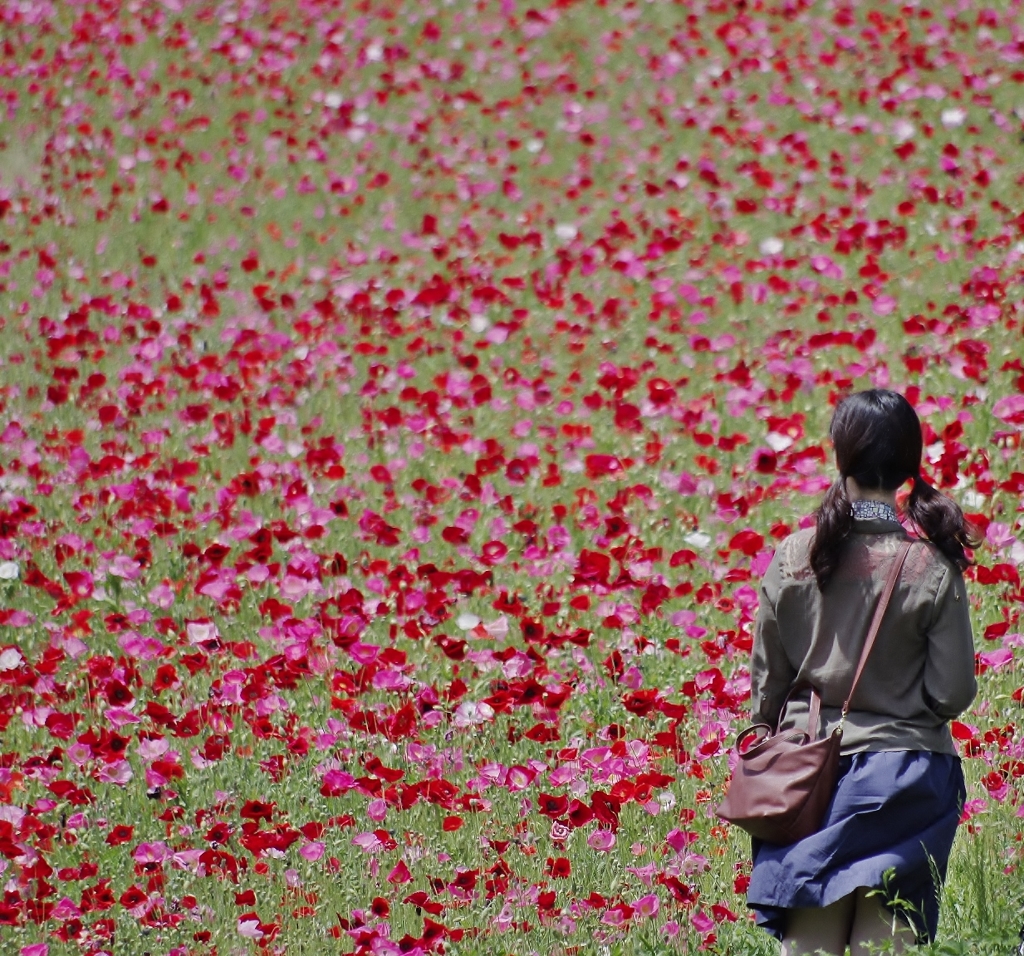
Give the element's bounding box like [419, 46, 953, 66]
[747, 750, 965, 943]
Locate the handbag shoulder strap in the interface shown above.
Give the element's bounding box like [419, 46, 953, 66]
[841, 539, 913, 718]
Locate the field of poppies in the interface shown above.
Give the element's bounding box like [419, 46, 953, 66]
[1, 0, 1024, 953]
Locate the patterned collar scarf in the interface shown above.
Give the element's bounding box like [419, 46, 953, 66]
[851, 499, 899, 523]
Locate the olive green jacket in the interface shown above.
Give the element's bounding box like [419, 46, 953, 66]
[751, 518, 977, 755]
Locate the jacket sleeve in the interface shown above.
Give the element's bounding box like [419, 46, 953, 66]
[750, 551, 797, 727]
[922, 564, 977, 719]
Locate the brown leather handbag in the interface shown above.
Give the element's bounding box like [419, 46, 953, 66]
[716, 540, 912, 845]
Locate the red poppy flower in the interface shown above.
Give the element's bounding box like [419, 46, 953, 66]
[105, 825, 134, 846]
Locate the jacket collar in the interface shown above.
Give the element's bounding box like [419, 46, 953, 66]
[851, 517, 906, 535]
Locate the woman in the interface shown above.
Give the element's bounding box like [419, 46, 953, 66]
[746, 389, 979, 955]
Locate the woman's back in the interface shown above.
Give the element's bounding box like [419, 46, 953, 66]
[751, 515, 976, 755]
[743, 389, 979, 952]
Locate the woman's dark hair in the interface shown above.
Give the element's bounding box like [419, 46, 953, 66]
[809, 389, 980, 590]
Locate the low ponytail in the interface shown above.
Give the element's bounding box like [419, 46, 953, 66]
[810, 476, 854, 591]
[812, 389, 978, 589]
[906, 473, 980, 571]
